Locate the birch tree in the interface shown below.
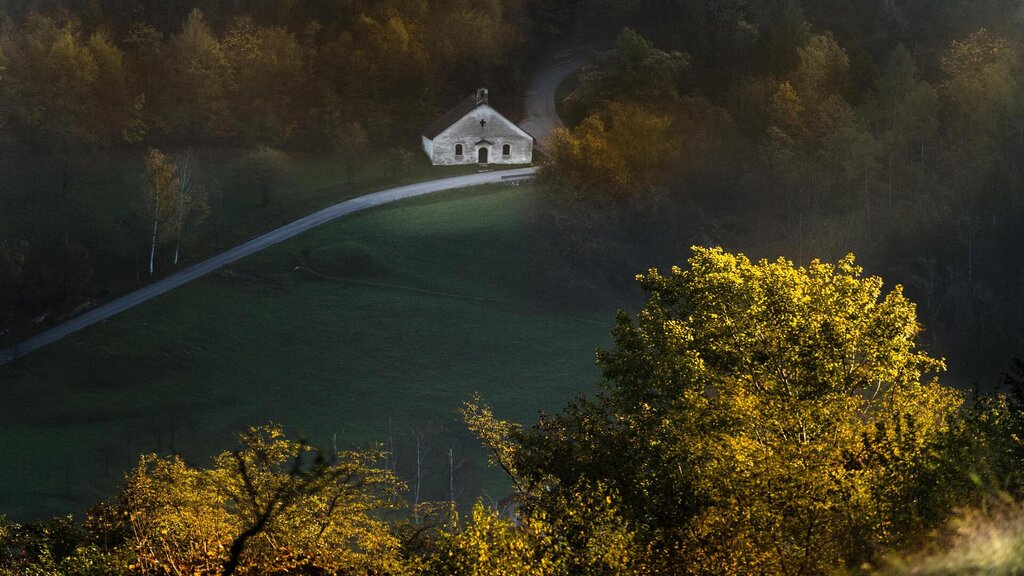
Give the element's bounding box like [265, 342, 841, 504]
[144, 148, 178, 277]
[169, 150, 208, 266]
[409, 421, 440, 507]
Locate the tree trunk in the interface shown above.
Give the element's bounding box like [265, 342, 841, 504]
[174, 204, 184, 266]
[448, 448, 455, 503]
[414, 435, 422, 507]
[149, 219, 159, 277]
[388, 417, 396, 475]
[149, 194, 161, 277]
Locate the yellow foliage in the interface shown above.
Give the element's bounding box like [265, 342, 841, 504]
[514, 247, 964, 575]
[542, 102, 681, 198]
[433, 483, 648, 576]
[112, 424, 408, 575]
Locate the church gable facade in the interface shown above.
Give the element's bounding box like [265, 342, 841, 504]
[421, 89, 534, 166]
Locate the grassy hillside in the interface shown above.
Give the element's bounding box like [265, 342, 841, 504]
[0, 183, 622, 521]
[0, 149, 482, 340]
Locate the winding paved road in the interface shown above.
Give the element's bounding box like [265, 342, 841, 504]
[0, 168, 536, 365]
[519, 49, 587, 149]
[0, 52, 588, 366]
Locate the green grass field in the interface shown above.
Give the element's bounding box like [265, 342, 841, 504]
[0, 183, 624, 521]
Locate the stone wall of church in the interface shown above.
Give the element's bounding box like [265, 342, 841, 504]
[430, 105, 533, 165]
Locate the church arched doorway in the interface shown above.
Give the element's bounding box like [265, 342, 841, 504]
[478, 147, 488, 164]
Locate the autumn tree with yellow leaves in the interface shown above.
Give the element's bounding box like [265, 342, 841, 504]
[471, 247, 969, 575]
[143, 148, 178, 278]
[431, 483, 649, 576]
[93, 425, 408, 575]
[543, 102, 682, 199]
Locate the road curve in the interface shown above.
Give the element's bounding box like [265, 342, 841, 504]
[0, 168, 536, 365]
[519, 49, 587, 150]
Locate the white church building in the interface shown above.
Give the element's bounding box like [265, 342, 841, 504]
[421, 88, 534, 165]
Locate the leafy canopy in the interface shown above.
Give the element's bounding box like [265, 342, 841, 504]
[110, 424, 406, 575]
[505, 247, 963, 575]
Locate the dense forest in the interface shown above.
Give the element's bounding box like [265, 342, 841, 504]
[537, 0, 1024, 386]
[3, 0, 1024, 574]
[0, 0, 532, 149]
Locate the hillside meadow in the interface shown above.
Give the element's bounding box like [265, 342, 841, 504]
[0, 183, 622, 520]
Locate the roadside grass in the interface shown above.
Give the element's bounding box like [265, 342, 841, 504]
[0, 183, 622, 521]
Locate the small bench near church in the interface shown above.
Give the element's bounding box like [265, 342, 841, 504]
[421, 88, 534, 166]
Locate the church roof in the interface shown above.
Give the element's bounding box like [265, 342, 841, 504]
[422, 90, 487, 139]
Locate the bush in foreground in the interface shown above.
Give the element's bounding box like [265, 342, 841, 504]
[471, 247, 999, 575]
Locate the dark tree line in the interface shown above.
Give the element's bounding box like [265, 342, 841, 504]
[0, 0, 533, 152]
